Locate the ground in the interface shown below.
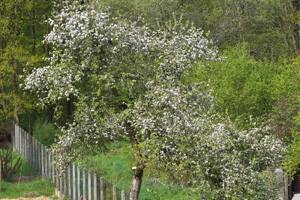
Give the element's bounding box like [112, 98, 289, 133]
[0, 197, 56, 200]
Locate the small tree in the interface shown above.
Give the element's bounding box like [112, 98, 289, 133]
[0, 145, 22, 180]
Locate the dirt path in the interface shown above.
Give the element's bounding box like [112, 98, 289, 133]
[0, 196, 56, 200]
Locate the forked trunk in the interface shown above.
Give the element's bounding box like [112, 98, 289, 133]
[130, 167, 144, 200]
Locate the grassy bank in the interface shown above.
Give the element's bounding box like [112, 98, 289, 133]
[79, 141, 200, 200]
[0, 178, 55, 199]
[0, 149, 56, 199]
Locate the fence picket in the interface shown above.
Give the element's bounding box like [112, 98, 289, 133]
[38, 142, 41, 174]
[48, 151, 51, 178]
[68, 165, 71, 199]
[77, 165, 81, 200]
[42, 144, 44, 176]
[32, 136, 35, 167]
[34, 139, 39, 172]
[121, 190, 125, 200]
[56, 165, 59, 189]
[64, 171, 67, 197]
[106, 182, 110, 200]
[88, 171, 91, 200]
[60, 168, 63, 195]
[52, 154, 55, 183]
[100, 178, 104, 200]
[83, 169, 86, 200]
[94, 174, 97, 200]
[73, 164, 76, 200]
[45, 147, 48, 177]
[113, 185, 117, 200]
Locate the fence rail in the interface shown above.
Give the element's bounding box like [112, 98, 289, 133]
[7, 122, 129, 200]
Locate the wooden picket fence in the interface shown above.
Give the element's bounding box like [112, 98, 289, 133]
[7, 122, 130, 200]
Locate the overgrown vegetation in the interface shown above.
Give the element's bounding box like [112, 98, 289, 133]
[33, 120, 62, 147]
[0, 148, 55, 198]
[0, 145, 23, 180]
[2, 0, 300, 199]
[0, 178, 55, 199]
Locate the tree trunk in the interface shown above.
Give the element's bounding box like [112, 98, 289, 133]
[125, 121, 145, 200]
[130, 167, 144, 200]
[286, 0, 299, 55]
[31, 5, 36, 55]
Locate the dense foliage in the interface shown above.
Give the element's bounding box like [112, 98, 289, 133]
[3, 0, 300, 199]
[23, 1, 287, 199]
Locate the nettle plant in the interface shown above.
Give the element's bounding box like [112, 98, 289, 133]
[25, 1, 285, 199]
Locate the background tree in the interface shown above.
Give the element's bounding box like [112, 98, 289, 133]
[95, 0, 288, 60]
[0, 0, 38, 124]
[188, 43, 282, 125]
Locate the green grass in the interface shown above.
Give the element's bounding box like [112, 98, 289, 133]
[0, 177, 55, 198]
[79, 141, 201, 200]
[0, 148, 56, 199]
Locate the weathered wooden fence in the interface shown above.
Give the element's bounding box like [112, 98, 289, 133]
[7, 122, 129, 200]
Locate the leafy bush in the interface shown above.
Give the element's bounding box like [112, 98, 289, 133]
[33, 121, 61, 147]
[188, 43, 278, 124]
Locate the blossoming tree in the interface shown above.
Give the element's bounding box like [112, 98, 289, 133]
[25, 1, 285, 199]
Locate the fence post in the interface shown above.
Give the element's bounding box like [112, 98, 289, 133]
[36, 140, 39, 171]
[12, 124, 15, 150]
[68, 165, 71, 199]
[32, 137, 35, 167]
[35, 139, 38, 171]
[15, 124, 17, 151]
[27, 134, 29, 162]
[42, 144, 44, 176]
[15, 124, 17, 150]
[16, 125, 19, 151]
[26, 131, 28, 160]
[56, 164, 59, 189]
[64, 171, 67, 197]
[24, 131, 26, 159]
[52, 154, 55, 184]
[18, 125, 20, 152]
[100, 178, 104, 200]
[48, 151, 51, 179]
[77, 165, 81, 200]
[72, 163, 75, 200]
[39, 142, 42, 175]
[20, 129, 22, 154]
[60, 168, 63, 195]
[29, 134, 31, 163]
[121, 190, 125, 200]
[113, 185, 117, 200]
[83, 169, 86, 200]
[20, 127, 22, 153]
[94, 174, 97, 200]
[88, 171, 91, 200]
[11, 122, 14, 150]
[45, 147, 48, 177]
[106, 182, 110, 200]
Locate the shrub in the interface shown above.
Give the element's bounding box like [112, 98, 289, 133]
[0, 145, 22, 180]
[33, 121, 61, 147]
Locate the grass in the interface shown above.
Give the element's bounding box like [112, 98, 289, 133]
[0, 148, 56, 199]
[79, 141, 201, 200]
[0, 177, 55, 198]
